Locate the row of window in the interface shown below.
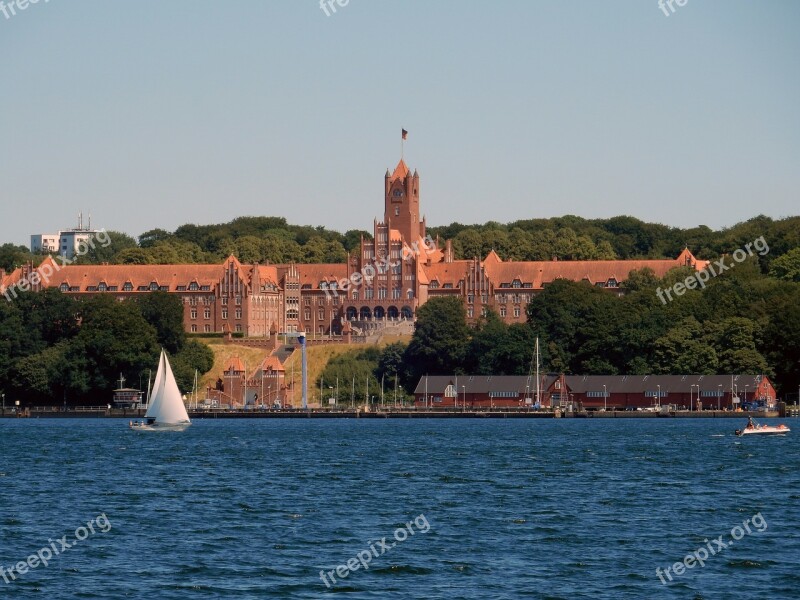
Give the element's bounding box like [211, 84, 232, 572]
[488, 391, 520, 398]
[60, 282, 215, 293]
[190, 324, 242, 333]
[190, 309, 242, 320]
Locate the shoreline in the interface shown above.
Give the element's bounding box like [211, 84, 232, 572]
[0, 409, 787, 420]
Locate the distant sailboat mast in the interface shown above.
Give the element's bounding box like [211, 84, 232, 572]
[535, 337, 541, 406]
[145, 369, 152, 409]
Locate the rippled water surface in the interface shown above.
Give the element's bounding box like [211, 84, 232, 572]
[1, 418, 798, 599]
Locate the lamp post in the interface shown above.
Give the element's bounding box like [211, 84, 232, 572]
[718, 384, 722, 411]
[690, 384, 698, 411]
[462, 386, 466, 413]
[657, 384, 661, 409]
[603, 384, 607, 412]
[744, 385, 749, 407]
[1, 392, 4, 414]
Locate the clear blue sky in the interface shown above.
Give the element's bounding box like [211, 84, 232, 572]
[1, 0, 798, 246]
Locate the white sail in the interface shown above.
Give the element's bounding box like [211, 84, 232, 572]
[144, 350, 190, 425]
[144, 351, 166, 419]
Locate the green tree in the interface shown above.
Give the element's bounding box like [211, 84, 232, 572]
[769, 247, 800, 282]
[138, 292, 186, 353]
[138, 228, 175, 248]
[403, 297, 471, 389]
[0, 243, 37, 271]
[72, 296, 160, 402]
[652, 318, 719, 374]
[452, 229, 484, 260]
[76, 231, 137, 264]
[171, 340, 215, 393]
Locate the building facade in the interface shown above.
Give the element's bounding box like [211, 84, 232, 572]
[4, 155, 709, 334]
[413, 374, 777, 410]
[31, 213, 103, 260]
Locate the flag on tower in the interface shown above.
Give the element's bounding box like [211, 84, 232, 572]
[402, 129, 408, 140]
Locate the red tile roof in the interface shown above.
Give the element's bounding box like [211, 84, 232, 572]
[257, 355, 285, 373]
[224, 356, 245, 373]
[275, 264, 349, 288]
[390, 159, 409, 182]
[421, 250, 708, 290]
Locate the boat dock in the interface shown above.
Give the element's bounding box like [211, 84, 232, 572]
[0, 407, 784, 419]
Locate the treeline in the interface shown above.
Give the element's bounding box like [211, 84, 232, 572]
[0, 291, 214, 406]
[395, 259, 800, 397]
[0, 217, 372, 270]
[428, 214, 800, 265]
[3, 214, 800, 271]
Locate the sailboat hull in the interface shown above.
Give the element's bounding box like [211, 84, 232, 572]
[130, 421, 191, 432]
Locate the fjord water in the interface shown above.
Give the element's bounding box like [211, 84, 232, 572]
[0, 419, 797, 599]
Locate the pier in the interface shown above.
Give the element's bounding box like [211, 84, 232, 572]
[0, 407, 785, 419]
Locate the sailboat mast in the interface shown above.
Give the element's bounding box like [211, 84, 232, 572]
[145, 369, 152, 407]
[535, 337, 540, 405]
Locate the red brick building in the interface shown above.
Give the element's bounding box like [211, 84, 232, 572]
[1, 153, 709, 334]
[413, 374, 777, 410]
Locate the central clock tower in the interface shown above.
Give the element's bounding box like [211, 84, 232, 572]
[384, 159, 425, 243]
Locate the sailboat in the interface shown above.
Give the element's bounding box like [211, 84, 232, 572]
[524, 337, 542, 408]
[129, 350, 191, 431]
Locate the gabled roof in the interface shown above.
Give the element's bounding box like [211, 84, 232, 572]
[421, 261, 470, 288]
[224, 356, 245, 373]
[274, 264, 349, 289]
[474, 251, 708, 290]
[256, 355, 285, 374]
[390, 159, 409, 182]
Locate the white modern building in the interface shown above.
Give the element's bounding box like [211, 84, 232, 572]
[30, 234, 60, 254]
[30, 213, 101, 260]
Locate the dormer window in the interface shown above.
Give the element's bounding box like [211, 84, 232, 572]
[123, 282, 133, 292]
[189, 282, 199, 291]
[149, 282, 159, 291]
[60, 283, 69, 292]
[98, 283, 107, 292]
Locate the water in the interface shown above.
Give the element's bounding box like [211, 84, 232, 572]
[0, 418, 797, 599]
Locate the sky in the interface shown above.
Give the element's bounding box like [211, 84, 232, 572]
[1, 0, 798, 246]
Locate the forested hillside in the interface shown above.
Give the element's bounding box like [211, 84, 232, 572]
[3, 214, 799, 272]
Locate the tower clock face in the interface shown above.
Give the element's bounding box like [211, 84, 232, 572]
[393, 189, 403, 198]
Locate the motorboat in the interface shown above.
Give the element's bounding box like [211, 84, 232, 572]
[735, 419, 790, 436]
